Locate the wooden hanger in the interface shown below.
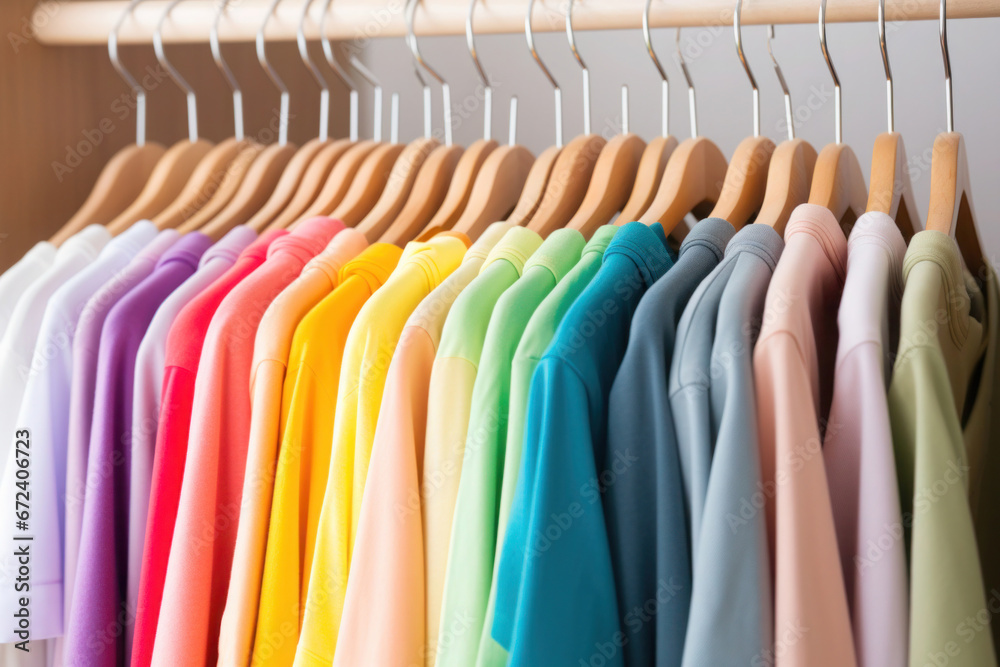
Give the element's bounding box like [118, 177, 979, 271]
[378, 144, 464, 245]
[49, 142, 166, 246]
[353, 137, 440, 241]
[755, 138, 818, 235]
[926, 131, 985, 275]
[638, 137, 728, 236]
[525, 133, 606, 237]
[710, 136, 774, 228]
[243, 138, 320, 232]
[617, 136, 678, 224]
[411, 139, 498, 239]
[266, 139, 353, 230]
[298, 141, 380, 221]
[175, 143, 262, 236]
[153, 138, 246, 229]
[566, 133, 646, 236]
[505, 145, 561, 226]
[105, 139, 214, 235]
[450, 143, 536, 240]
[329, 142, 407, 226]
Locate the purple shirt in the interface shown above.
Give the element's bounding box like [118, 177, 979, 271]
[65, 233, 211, 667]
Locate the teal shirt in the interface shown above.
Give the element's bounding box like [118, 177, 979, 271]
[435, 229, 585, 667]
[493, 222, 673, 666]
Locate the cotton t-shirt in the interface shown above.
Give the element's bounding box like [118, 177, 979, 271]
[754, 204, 856, 666]
[332, 224, 510, 667]
[0, 241, 56, 338]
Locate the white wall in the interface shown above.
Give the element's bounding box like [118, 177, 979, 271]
[357, 11, 1000, 262]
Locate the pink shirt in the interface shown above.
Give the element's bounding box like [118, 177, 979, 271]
[150, 218, 342, 667]
[823, 212, 908, 667]
[754, 204, 857, 666]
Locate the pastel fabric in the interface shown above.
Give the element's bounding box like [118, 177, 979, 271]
[420, 226, 542, 667]
[333, 224, 510, 667]
[67, 232, 211, 667]
[754, 204, 857, 666]
[151, 218, 341, 667]
[0, 241, 56, 337]
[493, 222, 673, 667]
[888, 230, 999, 666]
[291, 235, 468, 667]
[216, 228, 368, 666]
[125, 226, 255, 657]
[435, 228, 585, 667]
[602, 218, 736, 666]
[822, 213, 908, 667]
[130, 230, 285, 667]
[667, 224, 782, 666]
[478, 225, 618, 667]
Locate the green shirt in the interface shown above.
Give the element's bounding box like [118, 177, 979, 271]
[888, 230, 999, 666]
[476, 225, 618, 667]
[435, 229, 585, 667]
[422, 226, 543, 665]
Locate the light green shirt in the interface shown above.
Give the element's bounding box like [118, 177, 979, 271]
[888, 230, 999, 666]
[476, 225, 617, 667]
[435, 229, 585, 667]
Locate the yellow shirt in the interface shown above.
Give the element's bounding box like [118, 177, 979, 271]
[292, 235, 468, 666]
[251, 244, 402, 666]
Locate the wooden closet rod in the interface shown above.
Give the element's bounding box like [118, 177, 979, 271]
[34, 0, 1000, 46]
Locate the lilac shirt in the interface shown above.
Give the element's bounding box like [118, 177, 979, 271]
[823, 212, 908, 667]
[65, 233, 211, 667]
[125, 226, 255, 661]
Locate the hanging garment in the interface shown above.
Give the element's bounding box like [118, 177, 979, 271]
[493, 221, 674, 667]
[754, 204, 857, 666]
[216, 228, 368, 667]
[600, 218, 735, 666]
[436, 228, 585, 667]
[291, 234, 469, 666]
[669, 224, 783, 666]
[823, 212, 908, 667]
[125, 225, 256, 660]
[252, 243, 401, 667]
[334, 223, 510, 667]
[888, 230, 999, 666]
[0, 222, 151, 647]
[130, 229, 283, 667]
[67, 232, 214, 667]
[420, 226, 542, 667]
[151, 217, 342, 667]
[478, 225, 618, 667]
[0, 242, 56, 338]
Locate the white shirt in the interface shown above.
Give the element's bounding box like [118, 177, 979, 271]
[0, 242, 57, 339]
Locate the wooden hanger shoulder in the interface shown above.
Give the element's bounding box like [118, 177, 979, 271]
[106, 138, 214, 235]
[617, 135, 678, 225]
[152, 138, 245, 230]
[353, 138, 439, 240]
[330, 142, 407, 226]
[566, 133, 646, 237]
[269, 138, 353, 231]
[709, 135, 776, 228]
[808, 142, 868, 231]
[175, 143, 261, 235]
[867, 131, 920, 242]
[296, 140, 379, 223]
[926, 131, 985, 275]
[378, 144, 463, 245]
[417, 138, 498, 235]
[197, 142, 297, 241]
[244, 139, 323, 232]
[450, 144, 536, 240]
[525, 133, 606, 237]
[756, 138, 817, 236]
[638, 136, 728, 236]
[506, 145, 561, 227]
[49, 142, 166, 246]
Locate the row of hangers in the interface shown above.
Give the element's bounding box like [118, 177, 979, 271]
[45, 0, 986, 282]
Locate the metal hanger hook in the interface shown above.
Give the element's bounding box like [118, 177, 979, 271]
[320, 0, 362, 141]
[818, 0, 842, 144]
[565, 0, 591, 135]
[674, 28, 698, 138]
[526, 0, 562, 148]
[878, 0, 893, 132]
[406, 0, 453, 146]
[939, 0, 954, 132]
[154, 0, 198, 143]
[467, 0, 493, 141]
[643, 0, 669, 138]
[767, 25, 795, 140]
[256, 0, 290, 146]
[108, 0, 148, 146]
[297, 0, 330, 141]
[734, 0, 759, 137]
[211, 0, 244, 141]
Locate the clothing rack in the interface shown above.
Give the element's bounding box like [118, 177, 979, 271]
[33, 0, 1000, 45]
